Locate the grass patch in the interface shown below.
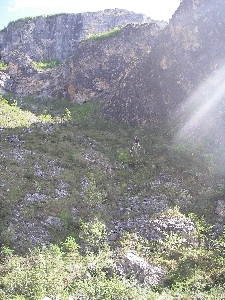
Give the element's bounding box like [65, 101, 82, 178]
[0, 95, 38, 128]
[85, 26, 124, 41]
[32, 58, 63, 71]
[0, 95, 71, 128]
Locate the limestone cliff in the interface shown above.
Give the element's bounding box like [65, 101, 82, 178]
[0, 9, 166, 99]
[0, 9, 157, 63]
[1, 1, 224, 126]
[6, 23, 162, 102]
[102, 0, 225, 124]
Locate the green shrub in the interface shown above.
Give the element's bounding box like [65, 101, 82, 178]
[79, 218, 108, 253]
[116, 148, 132, 164]
[86, 26, 124, 41]
[82, 173, 106, 208]
[32, 58, 62, 71]
[0, 61, 8, 70]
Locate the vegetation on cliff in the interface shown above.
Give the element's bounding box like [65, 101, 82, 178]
[0, 61, 8, 71]
[0, 94, 225, 299]
[32, 59, 63, 71]
[85, 26, 124, 41]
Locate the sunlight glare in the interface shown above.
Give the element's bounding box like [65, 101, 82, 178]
[175, 64, 225, 144]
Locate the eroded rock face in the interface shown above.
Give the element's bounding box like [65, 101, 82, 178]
[0, 70, 13, 94]
[0, 9, 156, 63]
[102, 0, 225, 124]
[7, 23, 162, 101]
[1, 0, 225, 126]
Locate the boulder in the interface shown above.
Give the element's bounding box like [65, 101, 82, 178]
[116, 250, 165, 285]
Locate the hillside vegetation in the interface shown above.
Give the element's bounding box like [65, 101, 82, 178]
[0, 95, 225, 299]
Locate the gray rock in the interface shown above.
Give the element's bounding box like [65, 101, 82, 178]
[102, 0, 225, 125]
[0, 9, 156, 63]
[5, 22, 161, 100]
[43, 216, 62, 229]
[116, 250, 165, 285]
[215, 200, 225, 218]
[25, 193, 47, 203]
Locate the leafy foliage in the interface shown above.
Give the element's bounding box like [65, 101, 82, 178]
[0, 218, 225, 299]
[0, 61, 8, 70]
[0, 235, 157, 299]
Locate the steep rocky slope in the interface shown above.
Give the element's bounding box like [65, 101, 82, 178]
[1, 95, 225, 299]
[1, 2, 225, 296]
[102, 0, 225, 125]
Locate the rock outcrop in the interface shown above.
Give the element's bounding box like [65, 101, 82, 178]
[0, 9, 166, 100]
[1, 0, 225, 126]
[116, 250, 165, 285]
[0, 71, 12, 94]
[102, 0, 225, 124]
[7, 23, 162, 101]
[0, 9, 158, 63]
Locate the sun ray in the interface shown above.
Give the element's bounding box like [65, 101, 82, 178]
[173, 63, 225, 174]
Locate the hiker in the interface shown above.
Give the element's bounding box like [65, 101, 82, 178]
[129, 147, 133, 157]
[134, 136, 140, 146]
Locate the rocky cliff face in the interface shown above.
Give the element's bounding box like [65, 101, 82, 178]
[102, 0, 225, 124]
[6, 23, 162, 102]
[0, 9, 166, 99]
[1, 0, 224, 126]
[0, 9, 157, 63]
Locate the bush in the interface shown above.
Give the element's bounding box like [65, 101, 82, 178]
[32, 58, 62, 71]
[79, 218, 108, 253]
[85, 26, 124, 41]
[0, 61, 8, 70]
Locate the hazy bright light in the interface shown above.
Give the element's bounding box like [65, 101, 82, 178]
[175, 65, 225, 144]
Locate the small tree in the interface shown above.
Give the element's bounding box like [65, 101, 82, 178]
[79, 218, 108, 253]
